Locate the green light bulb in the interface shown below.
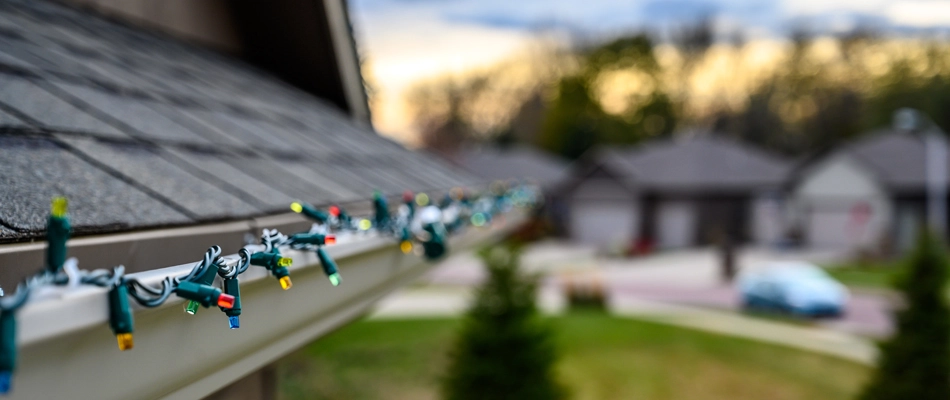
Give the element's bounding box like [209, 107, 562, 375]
[328, 273, 341, 286]
[184, 301, 200, 315]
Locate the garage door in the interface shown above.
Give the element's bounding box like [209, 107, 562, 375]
[805, 200, 891, 250]
[806, 210, 852, 248]
[570, 199, 638, 247]
[657, 200, 695, 248]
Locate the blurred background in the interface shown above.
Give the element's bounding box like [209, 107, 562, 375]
[322, 1, 950, 399]
[349, 0, 950, 260]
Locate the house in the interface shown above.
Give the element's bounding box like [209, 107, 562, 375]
[455, 146, 568, 190]
[788, 127, 948, 253]
[565, 134, 791, 250]
[454, 146, 570, 232]
[0, 1, 493, 399]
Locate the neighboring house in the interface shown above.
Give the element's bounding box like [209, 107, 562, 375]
[455, 146, 570, 232]
[788, 128, 947, 253]
[0, 1, 486, 399]
[455, 146, 569, 189]
[559, 153, 638, 248]
[564, 134, 791, 250]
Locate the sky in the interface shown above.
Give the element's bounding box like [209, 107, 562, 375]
[347, 0, 950, 143]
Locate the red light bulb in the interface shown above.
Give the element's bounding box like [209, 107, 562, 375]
[329, 205, 340, 217]
[217, 294, 236, 309]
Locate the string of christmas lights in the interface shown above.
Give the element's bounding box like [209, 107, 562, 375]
[0, 184, 540, 394]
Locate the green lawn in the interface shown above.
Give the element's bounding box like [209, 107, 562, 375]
[824, 262, 901, 290]
[277, 313, 869, 400]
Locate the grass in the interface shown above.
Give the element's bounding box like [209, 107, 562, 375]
[277, 312, 869, 400]
[825, 266, 899, 290]
[823, 260, 902, 291]
[824, 261, 950, 301]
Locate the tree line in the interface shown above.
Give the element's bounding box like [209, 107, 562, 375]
[408, 25, 950, 160]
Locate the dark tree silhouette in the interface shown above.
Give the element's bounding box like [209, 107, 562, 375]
[859, 230, 950, 400]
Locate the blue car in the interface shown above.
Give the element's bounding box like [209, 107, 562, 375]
[738, 262, 849, 318]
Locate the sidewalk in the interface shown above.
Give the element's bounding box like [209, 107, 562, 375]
[609, 296, 877, 365]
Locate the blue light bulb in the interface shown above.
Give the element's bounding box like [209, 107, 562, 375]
[0, 370, 12, 394]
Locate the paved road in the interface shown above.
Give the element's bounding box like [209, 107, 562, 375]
[606, 283, 894, 338]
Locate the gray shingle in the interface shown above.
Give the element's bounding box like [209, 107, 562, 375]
[351, 166, 416, 194]
[70, 54, 175, 92]
[2, 37, 103, 78]
[0, 75, 128, 137]
[610, 135, 791, 192]
[0, 107, 25, 127]
[162, 147, 294, 211]
[0, 37, 61, 71]
[0, 225, 18, 240]
[313, 162, 377, 195]
[0, 46, 36, 70]
[0, 135, 191, 231]
[841, 130, 949, 191]
[414, 154, 481, 188]
[280, 162, 358, 201]
[59, 136, 261, 220]
[52, 82, 216, 145]
[178, 109, 300, 154]
[217, 156, 336, 205]
[148, 105, 247, 147]
[219, 115, 332, 155]
[458, 147, 569, 187]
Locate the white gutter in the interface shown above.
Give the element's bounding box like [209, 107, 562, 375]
[4, 212, 521, 400]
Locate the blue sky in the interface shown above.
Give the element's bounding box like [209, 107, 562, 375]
[346, 0, 950, 140]
[350, 0, 950, 42]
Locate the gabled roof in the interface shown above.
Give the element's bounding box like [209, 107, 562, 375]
[601, 134, 791, 193]
[835, 128, 947, 192]
[455, 146, 569, 188]
[0, 0, 479, 242]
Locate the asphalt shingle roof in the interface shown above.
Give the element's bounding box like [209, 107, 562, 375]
[838, 129, 950, 192]
[0, 135, 191, 233]
[603, 134, 791, 192]
[457, 146, 570, 188]
[0, 0, 479, 242]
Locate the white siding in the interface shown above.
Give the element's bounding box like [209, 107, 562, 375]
[792, 155, 892, 251]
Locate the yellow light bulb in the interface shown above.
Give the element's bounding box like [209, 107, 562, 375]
[415, 193, 429, 206]
[278, 257, 293, 267]
[51, 197, 68, 218]
[400, 241, 412, 254]
[116, 333, 134, 351]
[279, 276, 293, 290]
[358, 219, 372, 230]
[290, 202, 303, 213]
